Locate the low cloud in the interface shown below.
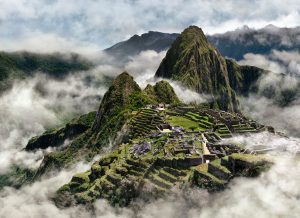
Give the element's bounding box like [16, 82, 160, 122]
[0, 162, 92, 218]
[240, 95, 300, 137]
[125, 50, 167, 82]
[238, 50, 300, 136]
[239, 49, 300, 76]
[167, 81, 212, 104]
[222, 132, 300, 153]
[0, 70, 108, 173]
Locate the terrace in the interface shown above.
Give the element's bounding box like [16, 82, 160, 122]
[130, 108, 164, 137]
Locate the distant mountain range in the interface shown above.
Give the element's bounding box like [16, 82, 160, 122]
[0, 51, 93, 93]
[105, 25, 300, 61]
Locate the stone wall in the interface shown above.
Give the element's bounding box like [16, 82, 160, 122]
[156, 157, 202, 168]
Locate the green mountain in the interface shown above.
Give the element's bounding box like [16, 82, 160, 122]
[155, 26, 271, 112]
[155, 26, 240, 112]
[143, 80, 180, 104]
[0, 51, 92, 92]
[26, 72, 180, 180]
[3, 27, 285, 208]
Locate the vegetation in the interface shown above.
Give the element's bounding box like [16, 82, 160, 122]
[155, 26, 239, 112]
[10, 71, 273, 208]
[167, 115, 203, 131]
[0, 51, 93, 92]
[26, 111, 96, 150]
[0, 166, 36, 190]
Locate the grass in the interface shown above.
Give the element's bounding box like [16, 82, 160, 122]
[71, 171, 91, 183]
[167, 116, 204, 131]
[210, 159, 231, 174]
[231, 153, 269, 163]
[195, 163, 225, 184]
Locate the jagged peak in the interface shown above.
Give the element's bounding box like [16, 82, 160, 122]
[182, 25, 205, 35]
[92, 71, 141, 130]
[177, 25, 210, 48]
[109, 71, 141, 92]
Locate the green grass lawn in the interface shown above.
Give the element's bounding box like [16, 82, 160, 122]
[167, 116, 205, 131]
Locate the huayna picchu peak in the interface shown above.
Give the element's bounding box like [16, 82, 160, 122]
[155, 26, 240, 112]
[155, 26, 269, 112]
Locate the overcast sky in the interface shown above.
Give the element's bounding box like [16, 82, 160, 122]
[1, 0, 300, 52]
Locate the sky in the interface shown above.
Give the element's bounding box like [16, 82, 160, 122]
[1, 0, 300, 52]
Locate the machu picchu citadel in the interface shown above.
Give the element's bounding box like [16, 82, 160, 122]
[54, 101, 274, 207]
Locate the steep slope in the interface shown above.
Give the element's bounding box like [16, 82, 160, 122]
[92, 72, 142, 131]
[155, 26, 239, 112]
[26, 111, 96, 151]
[225, 58, 265, 95]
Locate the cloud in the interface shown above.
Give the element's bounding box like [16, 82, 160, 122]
[0, 30, 102, 54]
[167, 81, 212, 104]
[125, 50, 167, 81]
[238, 50, 300, 137]
[221, 132, 300, 153]
[0, 69, 109, 173]
[239, 50, 300, 76]
[0, 161, 92, 218]
[240, 95, 300, 137]
[1, 0, 300, 50]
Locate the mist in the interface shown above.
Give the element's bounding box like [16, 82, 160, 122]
[239, 50, 300, 136]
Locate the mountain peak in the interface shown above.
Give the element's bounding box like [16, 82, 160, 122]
[182, 25, 205, 35]
[178, 25, 209, 49]
[155, 25, 238, 112]
[92, 71, 141, 130]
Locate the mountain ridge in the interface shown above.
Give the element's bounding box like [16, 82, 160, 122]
[104, 25, 300, 62]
